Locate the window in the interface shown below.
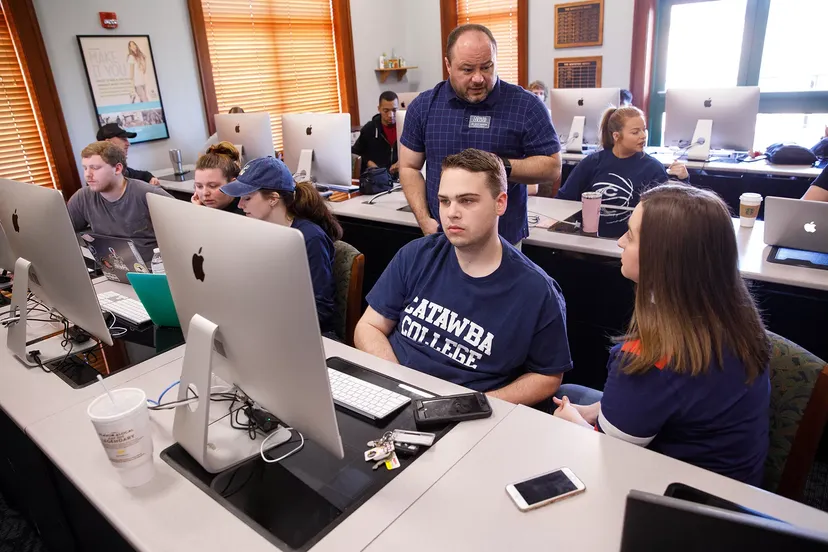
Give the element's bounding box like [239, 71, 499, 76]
[190, 0, 358, 152]
[649, 0, 828, 149]
[0, 2, 58, 189]
[441, 0, 527, 86]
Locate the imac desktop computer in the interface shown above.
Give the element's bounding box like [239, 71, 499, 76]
[549, 88, 621, 153]
[0, 222, 14, 290]
[282, 113, 352, 188]
[397, 91, 420, 109]
[664, 86, 760, 161]
[215, 112, 275, 163]
[0, 179, 113, 366]
[147, 194, 344, 473]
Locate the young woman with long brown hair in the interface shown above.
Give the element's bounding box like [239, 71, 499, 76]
[553, 183, 770, 485]
[220, 156, 342, 335]
[191, 141, 244, 214]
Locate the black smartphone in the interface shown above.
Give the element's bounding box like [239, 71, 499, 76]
[413, 392, 492, 427]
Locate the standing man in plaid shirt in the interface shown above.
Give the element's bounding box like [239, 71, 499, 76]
[399, 24, 562, 246]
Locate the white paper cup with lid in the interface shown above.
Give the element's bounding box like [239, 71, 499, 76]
[739, 193, 763, 228]
[87, 387, 155, 487]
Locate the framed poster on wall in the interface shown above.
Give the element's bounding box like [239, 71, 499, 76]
[77, 35, 169, 143]
[554, 56, 603, 89]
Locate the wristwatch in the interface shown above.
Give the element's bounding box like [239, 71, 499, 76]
[500, 156, 512, 178]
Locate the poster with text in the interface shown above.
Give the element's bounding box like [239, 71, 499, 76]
[77, 35, 169, 143]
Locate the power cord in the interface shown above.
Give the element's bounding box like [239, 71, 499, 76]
[260, 428, 304, 464]
[366, 184, 403, 204]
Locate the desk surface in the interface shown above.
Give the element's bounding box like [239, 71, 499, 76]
[365, 405, 828, 551]
[25, 339, 516, 552]
[330, 194, 828, 292]
[155, 164, 196, 194]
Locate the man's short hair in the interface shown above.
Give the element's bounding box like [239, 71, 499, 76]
[446, 24, 497, 62]
[378, 91, 398, 104]
[81, 141, 126, 168]
[441, 148, 507, 198]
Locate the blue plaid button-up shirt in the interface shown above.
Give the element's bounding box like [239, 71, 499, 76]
[400, 78, 560, 243]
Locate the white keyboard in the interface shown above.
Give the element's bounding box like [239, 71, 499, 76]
[97, 291, 151, 326]
[328, 368, 411, 420]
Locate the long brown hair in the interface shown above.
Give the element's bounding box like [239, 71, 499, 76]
[600, 105, 645, 150]
[196, 141, 241, 182]
[620, 183, 769, 382]
[264, 181, 343, 241]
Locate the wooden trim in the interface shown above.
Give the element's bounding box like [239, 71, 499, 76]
[345, 253, 365, 347]
[777, 364, 828, 500]
[187, 0, 219, 136]
[629, 0, 657, 118]
[5, 0, 81, 200]
[517, 0, 528, 87]
[439, 0, 457, 81]
[332, 0, 360, 127]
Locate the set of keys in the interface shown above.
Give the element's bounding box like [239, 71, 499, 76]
[364, 429, 436, 471]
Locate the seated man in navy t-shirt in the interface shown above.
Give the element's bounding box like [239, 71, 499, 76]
[355, 148, 573, 405]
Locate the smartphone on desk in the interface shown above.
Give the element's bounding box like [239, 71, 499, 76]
[506, 467, 586, 512]
[412, 392, 492, 427]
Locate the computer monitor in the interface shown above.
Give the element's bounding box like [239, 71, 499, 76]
[664, 86, 760, 158]
[282, 113, 352, 186]
[147, 194, 344, 473]
[397, 92, 420, 110]
[549, 88, 621, 153]
[215, 112, 274, 163]
[396, 109, 407, 151]
[621, 489, 828, 551]
[0, 221, 15, 272]
[0, 179, 112, 366]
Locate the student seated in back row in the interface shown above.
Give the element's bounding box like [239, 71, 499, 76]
[69, 141, 172, 263]
[802, 166, 828, 202]
[355, 149, 572, 405]
[190, 142, 245, 214]
[352, 91, 400, 176]
[219, 156, 340, 337]
[552, 183, 770, 486]
[96, 123, 160, 186]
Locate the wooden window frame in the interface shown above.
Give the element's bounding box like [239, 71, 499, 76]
[187, 0, 360, 137]
[3, 0, 81, 199]
[439, 0, 528, 87]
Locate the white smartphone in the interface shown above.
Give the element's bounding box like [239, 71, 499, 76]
[505, 467, 586, 511]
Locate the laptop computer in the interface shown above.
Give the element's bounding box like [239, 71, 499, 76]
[126, 272, 180, 327]
[78, 233, 149, 284]
[764, 197, 828, 254]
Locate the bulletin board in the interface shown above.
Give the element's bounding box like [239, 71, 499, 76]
[554, 56, 603, 89]
[554, 0, 604, 49]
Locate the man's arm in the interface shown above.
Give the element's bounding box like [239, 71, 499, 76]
[486, 372, 563, 406]
[803, 185, 828, 202]
[399, 143, 438, 235]
[66, 191, 88, 231]
[506, 152, 562, 185]
[354, 306, 399, 364]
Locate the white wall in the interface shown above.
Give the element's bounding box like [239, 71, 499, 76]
[33, 0, 208, 179]
[529, 0, 635, 92]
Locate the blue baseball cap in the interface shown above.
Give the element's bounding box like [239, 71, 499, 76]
[220, 156, 295, 197]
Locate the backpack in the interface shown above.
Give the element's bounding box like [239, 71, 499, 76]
[766, 143, 817, 165]
[359, 166, 393, 195]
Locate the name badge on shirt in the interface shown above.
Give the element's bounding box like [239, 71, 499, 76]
[468, 115, 491, 129]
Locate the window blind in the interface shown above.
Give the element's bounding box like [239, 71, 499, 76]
[456, 0, 520, 85]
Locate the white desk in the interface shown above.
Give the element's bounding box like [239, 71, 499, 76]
[25, 339, 516, 552]
[155, 164, 196, 194]
[365, 405, 828, 551]
[329, 194, 828, 292]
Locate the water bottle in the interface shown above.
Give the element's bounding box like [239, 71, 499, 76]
[150, 248, 166, 274]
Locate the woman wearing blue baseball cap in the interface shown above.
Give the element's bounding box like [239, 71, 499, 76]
[221, 156, 342, 336]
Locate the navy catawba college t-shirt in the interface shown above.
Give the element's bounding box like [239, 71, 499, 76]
[366, 234, 573, 391]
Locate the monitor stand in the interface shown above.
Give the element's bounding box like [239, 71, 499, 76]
[686, 119, 712, 161]
[173, 313, 291, 474]
[566, 116, 586, 153]
[7, 257, 97, 367]
[294, 148, 314, 182]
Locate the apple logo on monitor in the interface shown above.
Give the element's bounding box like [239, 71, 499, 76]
[804, 221, 816, 233]
[577, 98, 584, 107]
[704, 98, 712, 108]
[306, 125, 313, 136]
[234, 124, 240, 133]
[12, 209, 19, 233]
[192, 247, 205, 281]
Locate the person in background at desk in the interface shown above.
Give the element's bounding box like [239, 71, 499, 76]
[69, 141, 172, 262]
[352, 91, 400, 176]
[355, 149, 572, 405]
[201, 106, 245, 154]
[620, 88, 633, 107]
[191, 142, 245, 215]
[802, 166, 828, 202]
[556, 106, 688, 214]
[399, 24, 561, 246]
[527, 80, 551, 117]
[96, 123, 160, 186]
[553, 183, 770, 486]
[220, 156, 340, 337]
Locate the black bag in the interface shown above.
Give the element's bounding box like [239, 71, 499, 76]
[359, 166, 393, 195]
[811, 137, 828, 159]
[766, 143, 817, 165]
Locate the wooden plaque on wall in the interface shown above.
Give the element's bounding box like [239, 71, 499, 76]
[554, 0, 604, 49]
[554, 56, 602, 89]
